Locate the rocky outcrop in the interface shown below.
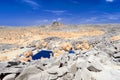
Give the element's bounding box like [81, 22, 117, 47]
[1, 42, 120, 80]
[1, 25, 120, 80]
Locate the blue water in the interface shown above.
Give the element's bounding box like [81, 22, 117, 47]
[68, 50, 75, 54]
[32, 50, 75, 60]
[32, 50, 53, 60]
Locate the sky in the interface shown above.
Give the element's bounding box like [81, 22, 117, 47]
[0, 0, 120, 26]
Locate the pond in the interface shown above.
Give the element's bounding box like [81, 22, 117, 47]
[32, 50, 53, 60]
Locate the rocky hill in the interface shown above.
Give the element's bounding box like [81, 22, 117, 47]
[0, 24, 120, 80]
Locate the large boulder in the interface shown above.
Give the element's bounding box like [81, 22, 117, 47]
[60, 42, 73, 51]
[3, 74, 16, 80]
[15, 65, 42, 80]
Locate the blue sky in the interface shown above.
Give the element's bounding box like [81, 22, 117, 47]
[0, 0, 120, 26]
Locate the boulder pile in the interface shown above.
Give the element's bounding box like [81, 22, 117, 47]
[1, 25, 120, 80]
[1, 39, 120, 80]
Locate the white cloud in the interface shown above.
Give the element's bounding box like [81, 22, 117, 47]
[57, 18, 62, 21]
[45, 10, 66, 15]
[35, 18, 63, 25]
[82, 13, 120, 23]
[44, 10, 72, 16]
[22, 0, 40, 9]
[71, 0, 80, 4]
[85, 17, 97, 22]
[100, 12, 120, 20]
[108, 16, 119, 20]
[36, 19, 49, 23]
[52, 18, 62, 22]
[43, 19, 49, 22]
[106, 0, 114, 2]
